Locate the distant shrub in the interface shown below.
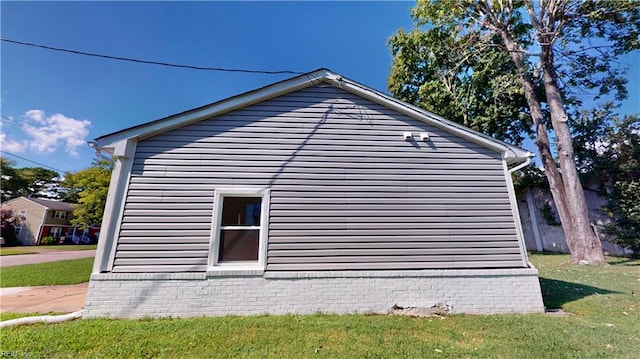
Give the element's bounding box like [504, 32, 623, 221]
[40, 236, 58, 245]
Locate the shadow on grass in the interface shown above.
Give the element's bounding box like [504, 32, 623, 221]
[608, 257, 640, 266]
[538, 277, 619, 309]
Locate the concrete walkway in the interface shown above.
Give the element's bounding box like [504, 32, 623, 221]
[0, 283, 88, 313]
[0, 249, 95, 314]
[0, 249, 96, 267]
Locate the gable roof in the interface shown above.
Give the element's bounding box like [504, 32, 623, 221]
[94, 68, 532, 164]
[23, 197, 75, 212]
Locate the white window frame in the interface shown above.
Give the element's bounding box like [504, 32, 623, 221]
[50, 227, 63, 237]
[14, 226, 22, 235]
[208, 187, 270, 273]
[53, 211, 67, 219]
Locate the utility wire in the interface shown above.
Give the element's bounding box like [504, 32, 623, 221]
[1, 150, 66, 173]
[1, 38, 305, 75]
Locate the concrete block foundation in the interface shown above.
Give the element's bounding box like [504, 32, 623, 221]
[83, 268, 544, 318]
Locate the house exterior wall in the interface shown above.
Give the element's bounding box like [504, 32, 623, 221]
[84, 268, 544, 318]
[86, 82, 544, 317]
[110, 85, 526, 273]
[2, 197, 46, 245]
[43, 210, 74, 226]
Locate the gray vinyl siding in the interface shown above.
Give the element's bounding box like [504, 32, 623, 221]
[113, 85, 523, 273]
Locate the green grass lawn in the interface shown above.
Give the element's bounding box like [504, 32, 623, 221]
[1, 253, 638, 358]
[0, 257, 94, 287]
[0, 244, 97, 256]
[0, 247, 38, 256]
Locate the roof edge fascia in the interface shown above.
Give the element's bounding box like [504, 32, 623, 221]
[95, 68, 337, 147]
[95, 68, 531, 164]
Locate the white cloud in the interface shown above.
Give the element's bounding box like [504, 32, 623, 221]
[0, 132, 26, 153]
[25, 109, 45, 124]
[21, 110, 91, 156]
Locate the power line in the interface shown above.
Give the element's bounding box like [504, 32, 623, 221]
[0, 150, 66, 173]
[1, 38, 305, 75]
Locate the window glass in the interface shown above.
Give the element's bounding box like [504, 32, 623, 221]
[221, 197, 261, 226]
[218, 196, 261, 263]
[219, 229, 259, 261]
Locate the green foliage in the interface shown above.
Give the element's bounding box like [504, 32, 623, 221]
[1, 254, 638, 358]
[0, 157, 61, 201]
[62, 160, 113, 228]
[387, 23, 532, 145]
[512, 164, 548, 193]
[40, 236, 58, 245]
[0, 208, 18, 246]
[389, 1, 640, 141]
[603, 181, 640, 257]
[572, 108, 640, 256]
[0, 257, 94, 287]
[540, 203, 561, 226]
[0, 158, 26, 201]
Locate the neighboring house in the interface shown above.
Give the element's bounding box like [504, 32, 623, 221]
[1, 197, 99, 245]
[84, 69, 544, 318]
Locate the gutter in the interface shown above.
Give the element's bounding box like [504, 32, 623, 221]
[87, 141, 113, 161]
[508, 152, 534, 174]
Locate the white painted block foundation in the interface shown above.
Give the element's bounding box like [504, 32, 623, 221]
[83, 268, 544, 318]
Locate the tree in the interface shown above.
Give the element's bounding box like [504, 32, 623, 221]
[572, 107, 640, 256]
[0, 157, 61, 200]
[15, 167, 61, 198]
[388, 24, 533, 145]
[62, 160, 113, 228]
[1, 208, 18, 246]
[389, 0, 640, 264]
[1, 158, 27, 201]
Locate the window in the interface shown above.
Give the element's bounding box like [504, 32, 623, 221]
[210, 188, 269, 271]
[14, 227, 22, 235]
[50, 227, 63, 237]
[53, 211, 67, 219]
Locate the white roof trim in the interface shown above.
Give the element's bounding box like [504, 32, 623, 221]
[94, 68, 531, 164]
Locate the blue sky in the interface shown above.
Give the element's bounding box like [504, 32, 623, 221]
[1, 1, 638, 174]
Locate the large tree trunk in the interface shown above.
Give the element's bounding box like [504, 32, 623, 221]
[481, 2, 607, 264]
[538, 45, 606, 264]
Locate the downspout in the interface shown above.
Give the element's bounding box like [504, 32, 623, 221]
[507, 153, 533, 174]
[507, 153, 534, 268]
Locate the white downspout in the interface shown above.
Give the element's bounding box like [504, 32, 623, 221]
[507, 153, 534, 267]
[507, 153, 533, 174]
